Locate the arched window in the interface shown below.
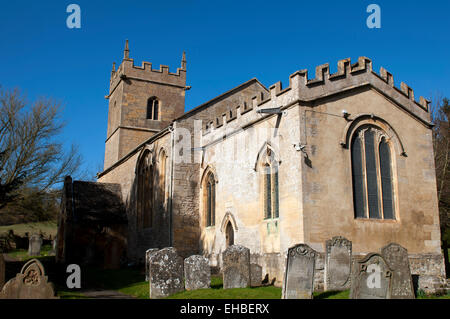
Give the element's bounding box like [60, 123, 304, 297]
[261, 147, 279, 220]
[158, 150, 167, 206]
[146, 97, 159, 120]
[225, 221, 234, 247]
[137, 151, 154, 229]
[351, 126, 395, 220]
[205, 172, 216, 227]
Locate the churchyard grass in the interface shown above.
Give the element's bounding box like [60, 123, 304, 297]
[168, 276, 282, 299]
[0, 221, 57, 238]
[6, 244, 53, 261]
[4, 254, 447, 299]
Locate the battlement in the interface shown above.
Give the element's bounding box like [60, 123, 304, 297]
[108, 41, 187, 96]
[202, 57, 432, 136]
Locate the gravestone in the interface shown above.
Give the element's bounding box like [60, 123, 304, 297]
[250, 263, 262, 287]
[148, 247, 184, 299]
[145, 248, 158, 282]
[0, 254, 4, 290]
[282, 244, 316, 299]
[350, 253, 392, 299]
[28, 234, 43, 256]
[325, 236, 352, 291]
[222, 245, 251, 289]
[184, 255, 210, 290]
[51, 239, 56, 255]
[0, 259, 58, 299]
[381, 243, 414, 299]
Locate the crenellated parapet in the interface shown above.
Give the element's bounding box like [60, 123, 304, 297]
[108, 40, 186, 97]
[202, 56, 432, 136]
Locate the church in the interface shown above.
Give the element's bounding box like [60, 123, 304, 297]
[56, 40, 445, 290]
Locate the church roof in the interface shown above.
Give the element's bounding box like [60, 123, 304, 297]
[176, 77, 268, 121]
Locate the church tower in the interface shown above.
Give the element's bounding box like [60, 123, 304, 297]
[103, 40, 187, 169]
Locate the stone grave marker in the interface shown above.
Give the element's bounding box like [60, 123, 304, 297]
[51, 239, 56, 255]
[325, 236, 352, 291]
[381, 243, 415, 299]
[222, 245, 251, 289]
[145, 248, 158, 282]
[250, 263, 262, 287]
[148, 247, 184, 299]
[0, 258, 58, 299]
[184, 255, 210, 290]
[28, 234, 43, 256]
[282, 243, 316, 299]
[350, 253, 392, 299]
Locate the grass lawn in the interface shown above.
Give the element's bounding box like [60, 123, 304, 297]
[168, 276, 281, 299]
[0, 221, 57, 238]
[5, 244, 54, 261]
[4, 248, 448, 300]
[56, 269, 447, 299]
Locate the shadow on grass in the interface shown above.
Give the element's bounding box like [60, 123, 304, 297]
[211, 275, 223, 289]
[313, 290, 350, 299]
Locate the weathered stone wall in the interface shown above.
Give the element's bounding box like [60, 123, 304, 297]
[301, 87, 441, 256]
[99, 133, 173, 263]
[97, 55, 444, 288]
[104, 55, 186, 170]
[169, 80, 270, 258]
[197, 78, 303, 286]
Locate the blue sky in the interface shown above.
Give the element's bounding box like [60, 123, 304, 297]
[0, 0, 449, 177]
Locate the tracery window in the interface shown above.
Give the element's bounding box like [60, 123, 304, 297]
[159, 150, 167, 205]
[205, 172, 216, 227]
[351, 126, 395, 220]
[262, 148, 279, 220]
[137, 152, 154, 229]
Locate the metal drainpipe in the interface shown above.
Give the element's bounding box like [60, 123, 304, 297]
[168, 123, 175, 246]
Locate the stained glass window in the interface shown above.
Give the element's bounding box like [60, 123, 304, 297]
[379, 139, 394, 219]
[351, 126, 395, 220]
[351, 135, 366, 218]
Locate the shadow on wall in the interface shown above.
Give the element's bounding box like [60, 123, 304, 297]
[55, 177, 128, 269]
[125, 148, 172, 264]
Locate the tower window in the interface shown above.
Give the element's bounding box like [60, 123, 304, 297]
[147, 97, 159, 120]
[351, 126, 395, 220]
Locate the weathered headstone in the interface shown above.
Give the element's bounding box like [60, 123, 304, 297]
[28, 234, 43, 256]
[350, 253, 392, 299]
[184, 255, 210, 290]
[381, 243, 415, 299]
[0, 259, 58, 299]
[222, 245, 251, 289]
[325, 236, 352, 291]
[282, 244, 316, 299]
[51, 239, 56, 255]
[0, 254, 5, 290]
[250, 263, 262, 287]
[145, 248, 158, 282]
[148, 247, 184, 299]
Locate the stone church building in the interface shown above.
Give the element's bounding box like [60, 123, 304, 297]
[57, 41, 445, 289]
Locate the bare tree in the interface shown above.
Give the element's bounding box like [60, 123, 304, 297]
[430, 95, 450, 276]
[0, 87, 82, 208]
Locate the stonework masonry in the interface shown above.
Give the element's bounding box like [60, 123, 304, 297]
[93, 43, 445, 293]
